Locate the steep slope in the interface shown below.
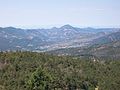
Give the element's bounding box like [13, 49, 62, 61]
[87, 41, 120, 58]
[48, 41, 120, 59]
[91, 31, 120, 45]
[48, 31, 120, 59]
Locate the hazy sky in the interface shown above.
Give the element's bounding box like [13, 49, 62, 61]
[0, 0, 120, 28]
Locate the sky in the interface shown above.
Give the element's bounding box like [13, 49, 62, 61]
[0, 0, 120, 28]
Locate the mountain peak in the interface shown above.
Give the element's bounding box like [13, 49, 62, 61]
[5, 27, 16, 29]
[51, 27, 58, 30]
[60, 24, 74, 29]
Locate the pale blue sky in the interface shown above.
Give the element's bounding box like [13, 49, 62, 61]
[0, 0, 120, 28]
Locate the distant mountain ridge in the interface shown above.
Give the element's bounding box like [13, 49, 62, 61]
[0, 25, 119, 52]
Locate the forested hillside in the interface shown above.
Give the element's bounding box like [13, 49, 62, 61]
[0, 51, 120, 90]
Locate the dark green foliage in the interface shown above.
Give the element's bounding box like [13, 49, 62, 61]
[27, 67, 52, 90]
[0, 51, 120, 90]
